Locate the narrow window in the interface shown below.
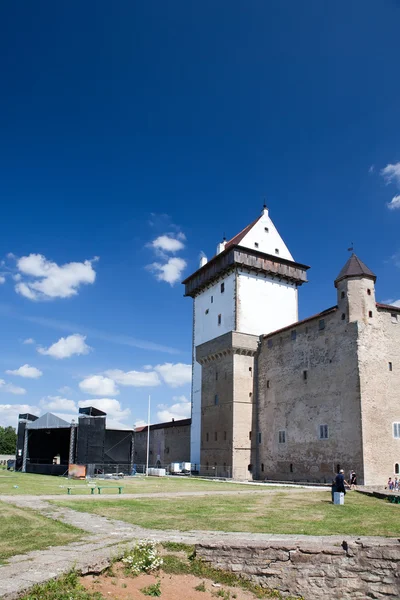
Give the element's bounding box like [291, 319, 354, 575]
[319, 424, 329, 439]
[395, 463, 399, 475]
[249, 366, 252, 374]
[224, 431, 227, 441]
[261, 463, 264, 472]
[206, 462, 209, 469]
[305, 326, 309, 334]
[249, 431, 252, 440]
[341, 291, 345, 299]
[258, 432, 262, 444]
[303, 370, 308, 381]
[218, 314, 221, 325]
[214, 394, 219, 405]
[389, 362, 393, 372]
[336, 464, 341, 473]
[254, 242, 259, 248]
[249, 392, 252, 398]
[367, 289, 371, 296]
[391, 313, 398, 324]
[319, 319, 325, 331]
[205, 309, 209, 315]
[211, 296, 213, 303]
[215, 432, 217, 441]
[267, 339, 273, 348]
[264, 227, 269, 233]
[393, 423, 400, 438]
[290, 463, 293, 473]
[214, 462, 217, 468]
[206, 432, 209, 442]
[291, 330, 297, 341]
[216, 371, 218, 381]
[341, 313, 346, 321]
[220, 282, 225, 293]
[223, 462, 226, 469]
[275, 248, 279, 255]
[368, 311, 373, 318]
[278, 430, 286, 444]
[267, 380, 270, 389]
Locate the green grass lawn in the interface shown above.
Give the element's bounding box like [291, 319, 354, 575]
[0, 471, 270, 496]
[53, 490, 400, 537]
[0, 501, 83, 563]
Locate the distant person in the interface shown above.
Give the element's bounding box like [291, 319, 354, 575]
[350, 471, 357, 488]
[387, 477, 393, 490]
[335, 469, 349, 495]
[394, 478, 399, 491]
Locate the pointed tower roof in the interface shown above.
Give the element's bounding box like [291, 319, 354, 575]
[334, 253, 376, 287]
[224, 215, 262, 250]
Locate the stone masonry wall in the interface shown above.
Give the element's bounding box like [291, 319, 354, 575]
[357, 306, 400, 486]
[196, 539, 400, 599]
[257, 309, 364, 483]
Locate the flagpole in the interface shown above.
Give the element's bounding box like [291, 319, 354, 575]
[145, 395, 150, 476]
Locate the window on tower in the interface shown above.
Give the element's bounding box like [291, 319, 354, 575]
[254, 242, 259, 248]
[220, 282, 225, 293]
[341, 291, 345, 299]
[275, 248, 279, 255]
[211, 296, 213, 303]
[264, 227, 269, 233]
[218, 314, 222, 325]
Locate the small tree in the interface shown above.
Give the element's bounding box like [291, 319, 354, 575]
[0, 426, 17, 454]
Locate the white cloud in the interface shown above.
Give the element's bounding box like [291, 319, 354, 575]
[6, 364, 43, 379]
[40, 396, 77, 412]
[0, 403, 40, 427]
[0, 380, 27, 395]
[151, 235, 185, 253]
[105, 369, 161, 387]
[381, 162, 400, 187]
[156, 395, 191, 422]
[78, 398, 130, 421]
[38, 334, 91, 359]
[14, 253, 98, 301]
[154, 363, 192, 387]
[0, 276, 5, 284]
[387, 195, 400, 211]
[79, 375, 119, 396]
[58, 385, 73, 395]
[148, 257, 187, 285]
[134, 419, 148, 428]
[13, 273, 22, 282]
[23, 338, 35, 345]
[368, 165, 375, 174]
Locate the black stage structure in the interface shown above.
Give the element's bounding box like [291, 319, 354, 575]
[16, 406, 134, 477]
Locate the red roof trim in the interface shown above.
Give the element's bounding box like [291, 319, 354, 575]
[224, 215, 262, 250]
[262, 306, 338, 339]
[376, 302, 400, 313]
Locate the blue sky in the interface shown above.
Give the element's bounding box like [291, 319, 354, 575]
[0, 2, 399, 428]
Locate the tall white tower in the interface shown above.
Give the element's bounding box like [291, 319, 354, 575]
[182, 206, 309, 467]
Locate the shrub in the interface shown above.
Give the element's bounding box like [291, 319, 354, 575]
[122, 540, 163, 576]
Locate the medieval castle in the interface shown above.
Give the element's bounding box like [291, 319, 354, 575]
[183, 207, 400, 486]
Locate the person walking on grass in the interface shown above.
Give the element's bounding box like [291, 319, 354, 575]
[335, 469, 349, 495]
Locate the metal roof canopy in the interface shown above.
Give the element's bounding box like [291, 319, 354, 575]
[26, 412, 71, 430]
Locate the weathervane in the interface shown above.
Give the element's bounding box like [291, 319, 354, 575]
[347, 242, 354, 253]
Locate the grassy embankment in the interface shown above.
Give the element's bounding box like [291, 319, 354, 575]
[0, 501, 83, 563]
[53, 489, 400, 537]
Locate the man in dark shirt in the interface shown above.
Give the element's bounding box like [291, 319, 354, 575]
[335, 469, 349, 494]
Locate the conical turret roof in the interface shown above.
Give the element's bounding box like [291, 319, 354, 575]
[334, 253, 376, 286]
